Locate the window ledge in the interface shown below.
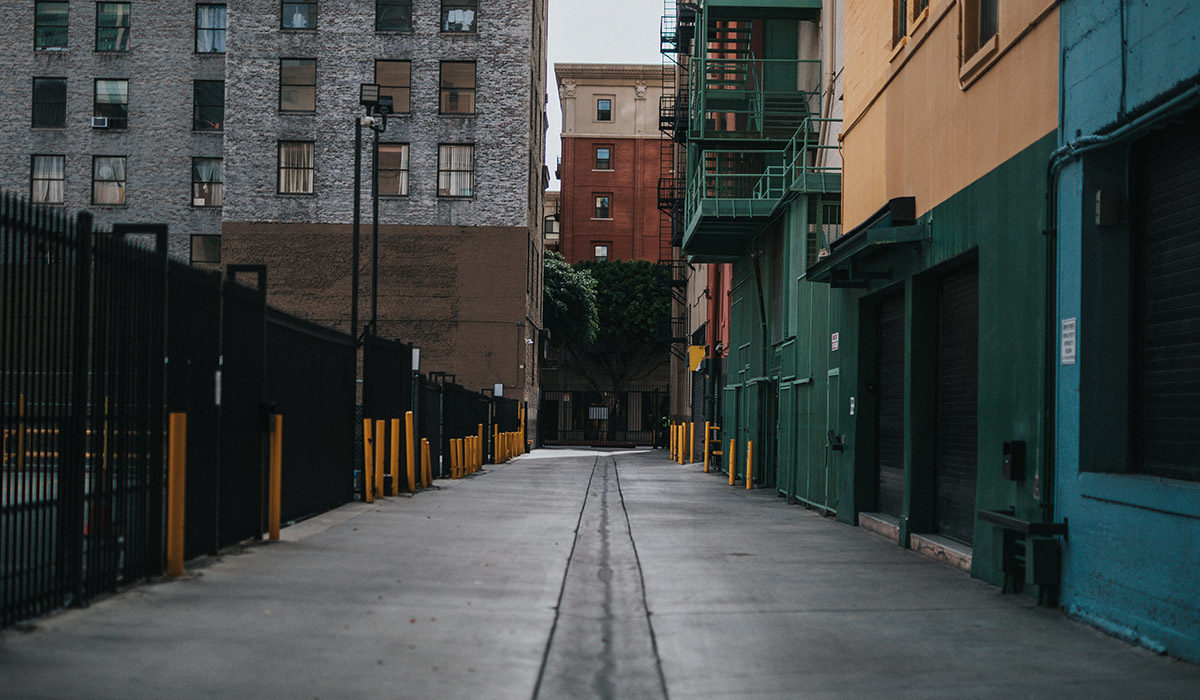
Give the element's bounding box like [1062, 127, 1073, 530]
[375, 30, 414, 35]
[276, 193, 315, 197]
[910, 7, 929, 32]
[958, 34, 1000, 89]
[888, 36, 908, 63]
[90, 204, 128, 208]
[590, 217, 613, 221]
[592, 168, 615, 172]
[1078, 471, 1200, 520]
[439, 113, 476, 118]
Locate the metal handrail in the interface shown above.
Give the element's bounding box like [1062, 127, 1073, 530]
[690, 56, 823, 140]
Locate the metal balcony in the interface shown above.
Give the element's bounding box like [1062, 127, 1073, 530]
[682, 117, 842, 261]
[689, 57, 822, 145]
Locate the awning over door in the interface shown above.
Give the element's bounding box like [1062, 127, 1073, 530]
[806, 197, 928, 287]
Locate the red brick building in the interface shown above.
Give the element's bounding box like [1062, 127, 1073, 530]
[555, 64, 668, 264]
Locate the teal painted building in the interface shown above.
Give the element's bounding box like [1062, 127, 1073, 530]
[1054, 0, 1200, 662]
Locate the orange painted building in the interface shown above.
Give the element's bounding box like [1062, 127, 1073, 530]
[555, 64, 670, 263]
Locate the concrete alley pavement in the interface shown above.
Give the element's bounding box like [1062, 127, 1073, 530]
[2, 448, 1199, 699]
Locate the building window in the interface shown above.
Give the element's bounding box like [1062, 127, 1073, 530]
[439, 62, 476, 115]
[193, 80, 224, 131]
[962, 0, 998, 58]
[437, 144, 474, 197]
[593, 244, 610, 262]
[35, 1, 69, 50]
[376, 60, 411, 115]
[379, 144, 409, 196]
[92, 156, 126, 205]
[192, 157, 223, 207]
[280, 59, 316, 112]
[595, 146, 612, 170]
[278, 141, 314, 194]
[32, 77, 67, 128]
[282, 1, 317, 29]
[544, 215, 560, 242]
[594, 194, 612, 219]
[191, 235, 221, 264]
[441, 0, 477, 32]
[96, 2, 130, 52]
[94, 79, 128, 129]
[596, 98, 614, 122]
[376, 0, 412, 31]
[31, 155, 65, 204]
[196, 4, 226, 53]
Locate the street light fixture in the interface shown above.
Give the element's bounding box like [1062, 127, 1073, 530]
[351, 83, 393, 342]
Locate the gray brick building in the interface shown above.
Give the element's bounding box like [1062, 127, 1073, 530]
[0, 0, 547, 410]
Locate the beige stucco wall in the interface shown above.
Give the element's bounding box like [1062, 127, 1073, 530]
[842, 0, 1058, 228]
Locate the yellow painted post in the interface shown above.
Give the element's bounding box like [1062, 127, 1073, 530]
[404, 412, 416, 492]
[689, 423, 695, 464]
[450, 438, 459, 478]
[167, 412, 187, 576]
[678, 426, 685, 465]
[374, 420, 386, 497]
[729, 439, 736, 486]
[703, 421, 711, 473]
[746, 440, 754, 490]
[16, 394, 26, 472]
[477, 424, 484, 472]
[362, 419, 374, 503]
[269, 414, 282, 540]
[421, 438, 431, 487]
[669, 422, 675, 458]
[390, 418, 401, 497]
[457, 438, 465, 477]
[520, 407, 527, 454]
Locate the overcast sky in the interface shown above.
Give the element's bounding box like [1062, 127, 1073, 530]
[545, 0, 665, 190]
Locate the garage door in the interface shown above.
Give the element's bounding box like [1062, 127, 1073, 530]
[875, 291, 905, 518]
[935, 262, 979, 545]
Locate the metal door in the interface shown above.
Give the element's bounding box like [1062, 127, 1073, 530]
[935, 262, 979, 545]
[875, 292, 905, 517]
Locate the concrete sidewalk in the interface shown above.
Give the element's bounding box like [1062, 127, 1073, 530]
[1, 448, 1198, 699]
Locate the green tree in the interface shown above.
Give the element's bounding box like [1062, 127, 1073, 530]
[542, 250, 598, 345]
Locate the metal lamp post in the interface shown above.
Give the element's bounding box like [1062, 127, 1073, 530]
[353, 83, 392, 342]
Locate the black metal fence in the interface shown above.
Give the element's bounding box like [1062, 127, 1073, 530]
[2, 192, 518, 629]
[540, 387, 667, 447]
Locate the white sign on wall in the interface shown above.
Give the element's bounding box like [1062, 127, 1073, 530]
[831, 332, 840, 352]
[1061, 318, 1077, 365]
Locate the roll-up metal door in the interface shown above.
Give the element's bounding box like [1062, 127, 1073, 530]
[935, 262, 979, 545]
[875, 291, 905, 517]
[1134, 111, 1200, 481]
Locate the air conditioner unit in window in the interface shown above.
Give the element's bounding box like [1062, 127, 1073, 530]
[90, 116, 109, 128]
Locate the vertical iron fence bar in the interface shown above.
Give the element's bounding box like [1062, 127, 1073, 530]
[63, 211, 92, 607]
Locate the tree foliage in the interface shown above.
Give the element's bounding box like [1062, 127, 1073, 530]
[542, 250, 598, 345]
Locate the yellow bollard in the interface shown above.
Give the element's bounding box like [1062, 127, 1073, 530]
[477, 424, 484, 472]
[703, 421, 711, 473]
[421, 438, 431, 487]
[405, 412, 416, 493]
[729, 439, 736, 486]
[375, 420, 386, 497]
[689, 422, 695, 464]
[390, 418, 401, 497]
[746, 440, 754, 490]
[678, 426, 685, 465]
[167, 412, 187, 576]
[669, 422, 676, 458]
[451, 438, 459, 478]
[269, 414, 282, 540]
[363, 418, 374, 503]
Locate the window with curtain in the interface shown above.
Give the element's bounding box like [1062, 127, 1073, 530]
[376, 0, 412, 31]
[595, 146, 612, 170]
[92, 156, 126, 205]
[439, 61, 476, 115]
[32, 77, 67, 128]
[594, 194, 611, 219]
[379, 144, 410, 196]
[437, 144, 473, 197]
[376, 60, 411, 114]
[35, 1, 69, 50]
[593, 244, 610, 262]
[94, 79, 128, 128]
[441, 0, 477, 32]
[97, 3, 131, 51]
[196, 4, 226, 53]
[278, 141, 314, 194]
[282, 1, 317, 29]
[31, 155, 65, 204]
[193, 80, 224, 131]
[192, 157, 223, 207]
[280, 59, 316, 112]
